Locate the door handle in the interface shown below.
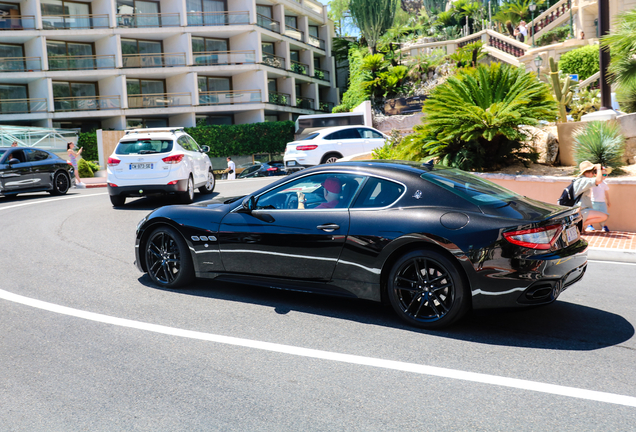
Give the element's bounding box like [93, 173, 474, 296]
[317, 223, 340, 232]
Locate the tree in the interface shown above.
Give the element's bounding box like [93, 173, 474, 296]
[601, 9, 636, 89]
[349, 0, 399, 53]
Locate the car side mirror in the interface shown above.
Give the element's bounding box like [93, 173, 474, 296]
[8, 158, 19, 165]
[241, 195, 256, 212]
[200, 145, 210, 153]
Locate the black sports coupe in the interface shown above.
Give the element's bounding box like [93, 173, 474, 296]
[135, 161, 588, 329]
[0, 147, 74, 198]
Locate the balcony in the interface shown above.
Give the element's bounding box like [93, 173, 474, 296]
[128, 92, 191, 109]
[256, 14, 280, 33]
[313, 67, 329, 82]
[117, 13, 180, 28]
[193, 50, 255, 66]
[54, 95, 120, 112]
[285, 25, 304, 42]
[41, 14, 109, 30]
[122, 53, 186, 68]
[0, 15, 36, 31]
[187, 11, 249, 26]
[268, 91, 290, 106]
[199, 89, 261, 105]
[296, 96, 314, 110]
[308, 35, 326, 50]
[0, 98, 47, 114]
[319, 101, 334, 113]
[0, 57, 42, 72]
[290, 60, 309, 76]
[262, 53, 286, 70]
[48, 54, 115, 71]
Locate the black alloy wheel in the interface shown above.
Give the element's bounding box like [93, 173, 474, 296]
[180, 176, 194, 203]
[145, 226, 194, 288]
[198, 169, 215, 194]
[110, 195, 126, 207]
[387, 250, 468, 329]
[322, 154, 341, 164]
[51, 172, 70, 195]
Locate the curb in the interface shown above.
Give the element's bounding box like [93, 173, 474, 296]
[85, 183, 107, 188]
[588, 247, 636, 263]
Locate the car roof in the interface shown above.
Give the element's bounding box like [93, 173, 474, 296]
[312, 125, 383, 136]
[120, 127, 185, 141]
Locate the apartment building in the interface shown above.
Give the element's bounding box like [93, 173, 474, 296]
[0, 0, 338, 131]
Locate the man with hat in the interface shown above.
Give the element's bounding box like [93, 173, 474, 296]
[573, 161, 608, 230]
[297, 177, 342, 209]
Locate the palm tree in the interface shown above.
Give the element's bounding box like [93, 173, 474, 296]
[601, 9, 636, 89]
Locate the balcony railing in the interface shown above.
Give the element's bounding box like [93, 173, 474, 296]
[308, 35, 326, 50]
[0, 15, 36, 31]
[199, 89, 261, 105]
[0, 98, 47, 114]
[268, 91, 290, 106]
[41, 14, 109, 30]
[296, 96, 314, 110]
[290, 60, 309, 76]
[256, 14, 280, 33]
[54, 95, 120, 112]
[48, 54, 115, 71]
[261, 53, 286, 70]
[319, 101, 334, 113]
[122, 53, 186, 68]
[193, 50, 255, 66]
[313, 67, 329, 82]
[128, 92, 191, 109]
[187, 11, 249, 26]
[0, 56, 42, 72]
[285, 25, 304, 42]
[117, 12, 180, 28]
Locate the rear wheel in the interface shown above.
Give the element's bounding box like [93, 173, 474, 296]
[50, 172, 70, 195]
[387, 250, 469, 329]
[179, 176, 194, 204]
[198, 169, 215, 194]
[110, 195, 126, 207]
[145, 226, 194, 289]
[321, 153, 342, 164]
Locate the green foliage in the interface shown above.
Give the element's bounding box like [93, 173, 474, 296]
[449, 41, 485, 68]
[77, 158, 94, 178]
[573, 121, 626, 169]
[333, 47, 368, 112]
[372, 129, 402, 159]
[400, 62, 557, 171]
[602, 9, 636, 89]
[185, 121, 295, 158]
[569, 88, 601, 122]
[536, 26, 570, 47]
[349, 0, 399, 53]
[547, 57, 574, 123]
[558, 44, 600, 81]
[616, 81, 636, 113]
[78, 131, 99, 161]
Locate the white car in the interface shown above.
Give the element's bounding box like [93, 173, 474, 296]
[106, 127, 215, 207]
[283, 125, 388, 171]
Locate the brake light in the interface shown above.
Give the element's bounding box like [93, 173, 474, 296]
[503, 224, 563, 250]
[107, 157, 120, 166]
[108, 183, 118, 187]
[162, 154, 184, 164]
[167, 180, 179, 185]
[266, 167, 278, 171]
[296, 145, 318, 151]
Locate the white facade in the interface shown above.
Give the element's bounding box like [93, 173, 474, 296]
[0, 0, 338, 130]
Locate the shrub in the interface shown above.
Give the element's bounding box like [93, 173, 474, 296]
[536, 26, 570, 47]
[78, 131, 99, 161]
[333, 46, 369, 112]
[372, 129, 402, 159]
[558, 44, 600, 81]
[573, 121, 625, 169]
[77, 158, 94, 178]
[616, 81, 636, 113]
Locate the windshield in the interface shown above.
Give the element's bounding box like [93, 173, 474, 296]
[116, 139, 173, 155]
[0, 150, 5, 160]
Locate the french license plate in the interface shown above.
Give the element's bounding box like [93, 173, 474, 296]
[566, 225, 578, 243]
[129, 163, 153, 170]
[287, 161, 296, 166]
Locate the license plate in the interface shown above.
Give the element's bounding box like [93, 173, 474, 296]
[566, 225, 578, 243]
[129, 163, 153, 170]
[287, 161, 296, 166]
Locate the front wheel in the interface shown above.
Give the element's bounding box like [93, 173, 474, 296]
[50, 172, 70, 195]
[145, 226, 194, 288]
[198, 169, 215, 194]
[179, 176, 194, 204]
[387, 250, 469, 329]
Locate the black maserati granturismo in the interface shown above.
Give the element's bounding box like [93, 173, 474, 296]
[134, 160, 588, 329]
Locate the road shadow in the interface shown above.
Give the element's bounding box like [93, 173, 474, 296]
[138, 275, 634, 351]
[111, 192, 222, 212]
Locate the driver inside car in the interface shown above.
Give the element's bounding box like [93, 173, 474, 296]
[297, 177, 341, 209]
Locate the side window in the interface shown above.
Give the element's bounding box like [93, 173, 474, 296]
[187, 136, 201, 151]
[352, 177, 405, 208]
[324, 132, 338, 140]
[26, 149, 51, 162]
[339, 128, 361, 139]
[178, 136, 192, 151]
[8, 150, 26, 163]
[360, 129, 384, 139]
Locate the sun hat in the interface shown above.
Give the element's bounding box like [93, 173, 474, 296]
[578, 161, 595, 175]
[323, 177, 342, 194]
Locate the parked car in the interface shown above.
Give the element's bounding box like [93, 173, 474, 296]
[237, 161, 287, 179]
[106, 127, 215, 207]
[0, 147, 74, 198]
[134, 161, 588, 329]
[283, 125, 388, 171]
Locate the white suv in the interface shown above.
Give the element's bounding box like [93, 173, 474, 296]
[283, 125, 388, 171]
[107, 127, 214, 207]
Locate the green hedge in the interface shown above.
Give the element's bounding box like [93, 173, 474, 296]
[185, 121, 295, 157]
[536, 26, 570, 47]
[558, 44, 600, 81]
[78, 131, 99, 161]
[333, 46, 369, 112]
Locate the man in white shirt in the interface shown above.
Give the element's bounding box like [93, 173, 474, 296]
[225, 157, 236, 180]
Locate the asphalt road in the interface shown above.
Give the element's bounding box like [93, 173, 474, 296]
[1, 180, 635, 431]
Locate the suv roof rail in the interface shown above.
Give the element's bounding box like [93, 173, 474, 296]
[124, 127, 184, 135]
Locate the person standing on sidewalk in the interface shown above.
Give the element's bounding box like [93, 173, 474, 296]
[574, 161, 608, 231]
[67, 142, 84, 187]
[590, 167, 612, 232]
[225, 157, 236, 180]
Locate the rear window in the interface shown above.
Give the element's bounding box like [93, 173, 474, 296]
[301, 133, 319, 141]
[116, 139, 173, 155]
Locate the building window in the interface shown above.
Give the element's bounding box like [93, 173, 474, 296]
[126, 118, 168, 128]
[267, 78, 277, 93]
[192, 37, 228, 53]
[121, 38, 162, 55]
[41, 0, 91, 29]
[117, 0, 160, 27]
[264, 115, 279, 122]
[309, 25, 319, 38]
[0, 84, 28, 114]
[127, 79, 165, 108]
[0, 44, 25, 71]
[285, 16, 297, 29]
[0, 3, 21, 30]
[198, 77, 231, 92]
[196, 115, 233, 125]
[53, 81, 98, 111]
[257, 5, 272, 18]
[290, 50, 300, 62]
[47, 40, 94, 70]
[121, 39, 164, 68]
[262, 42, 275, 55]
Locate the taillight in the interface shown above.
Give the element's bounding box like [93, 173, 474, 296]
[296, 145, 318, 151]
[107, 157, 120, 166]
[503, 224, 563, 250]
[162, 154, 184, 164]
[266, 167, 278, 171]
[108, 183, 118, 187]
[167, 180, 178, 185]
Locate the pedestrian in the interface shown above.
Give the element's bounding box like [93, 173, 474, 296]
[574, 161, 608, 231]
[225, 157, 236, 180]
[11, 141, 18, 147]
[517, 21, 527, 42]
[580, 31, 585, 40]
[67, 142, 84, 186]
[590, 166, 612, 232]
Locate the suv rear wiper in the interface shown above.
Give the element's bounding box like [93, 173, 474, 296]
[138, 150, 159, 154]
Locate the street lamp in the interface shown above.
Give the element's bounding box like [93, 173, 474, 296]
[529, 3, 536, 47]
[534, 55, 543, 77]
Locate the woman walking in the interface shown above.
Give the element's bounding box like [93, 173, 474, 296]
[67, 142, 84, 186]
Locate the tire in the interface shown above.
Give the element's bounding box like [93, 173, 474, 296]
[198, 169, 215, 194]
[145, 226, 194, 289]
[387, 250, 469, 329]
[110, 195, 126, 207]
[179, 176, 194, 204]
[50, 171, 70, 196]
[321, 153, 342, 164]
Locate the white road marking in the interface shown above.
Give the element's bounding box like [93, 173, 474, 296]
[588, 260, 636, 266]
[0, 192, 107, 212]
[1, 288, 635, 408]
